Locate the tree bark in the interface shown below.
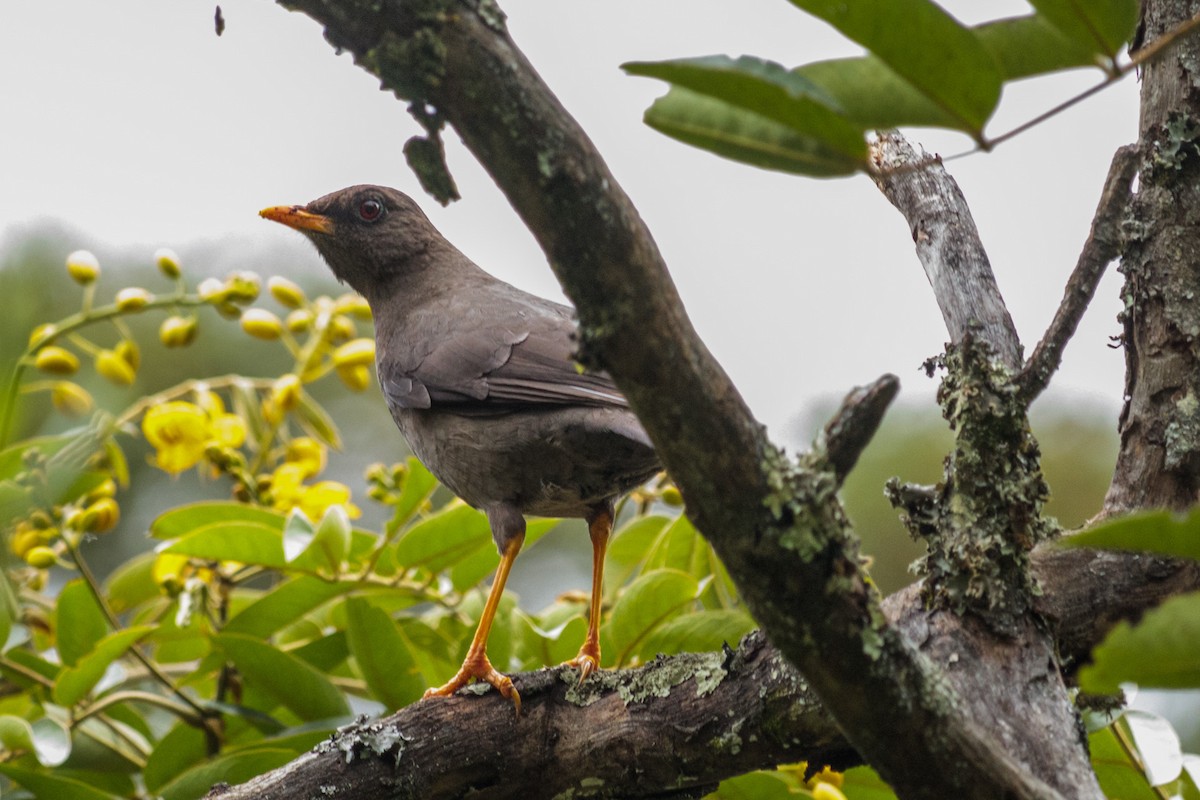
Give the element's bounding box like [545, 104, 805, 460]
[1106, 0, 1200, 513]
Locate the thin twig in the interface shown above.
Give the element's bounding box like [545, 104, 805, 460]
[1017, 145, 1139, 403]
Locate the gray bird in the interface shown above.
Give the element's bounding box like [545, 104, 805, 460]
[260, 185, 661, 711]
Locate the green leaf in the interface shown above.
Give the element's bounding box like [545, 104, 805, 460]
[30, 717, 71, 767]
[294, 388, 342, 449]
[224, 576, 357, 639]
[0, 765, 122, 800]
[103, 552, 161, 615]
[53, 625, 154, 706]
[1090, 724, 1161, 800]
[393, 503, 491, 572]
[1124, 710, 1182, 786]
[842, 765, 900, 799]
[1079, 592, 1200, 693]
[786, 0, 1003, 134]
[624, 56, 866, 160]
[709, 770, 794, 799]
[1063, 507, 1200, 561]
[644, 87, 864, 177]
[344, 597, 424, 708]
[0, 569, 18, 652]
[55, 579, 109, 666]
[143, 722, 206, 793]
[156, 747, 296, 800]
[282, 507, 353, 573]
[975, 14, 1101, 80]
[1027, 0, 1139, 60]
[215, 633, 351, 721]
[640, 609, 756, 660]
[449, 518, 558, 593]
[0, 714, 35, 754]
[604, 569, 699, 666]
[387, 457, 438, 534]
[151, 501, 285, 541]
[645, 513, 702, 574]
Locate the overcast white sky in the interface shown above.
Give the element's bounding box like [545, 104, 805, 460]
[0, 1, 1139, 436]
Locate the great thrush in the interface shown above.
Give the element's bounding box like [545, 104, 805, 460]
[260, 185, 661, 711]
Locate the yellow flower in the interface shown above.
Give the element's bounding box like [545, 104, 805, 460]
[271, 374, 302, 411]
[336, 364, 372, 392]
[286, 437, 326, 478]
[269, 462, 308, 512]
[299, 481, 361, 521]
[210, 413, 246, 449]
[143, 402, 210, 474]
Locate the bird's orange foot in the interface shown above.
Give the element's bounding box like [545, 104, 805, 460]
[563, 642, 601, 685]
[424, 654, 521, 714]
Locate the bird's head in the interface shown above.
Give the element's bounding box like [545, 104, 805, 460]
[260, 185, 443, 299]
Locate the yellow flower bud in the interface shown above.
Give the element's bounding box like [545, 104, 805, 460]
[24, 546, 58, 569]
[272, 374, 302, 411]
[66, 250, 100, 284]
[197, 277, 227, 301]
[225, 271, 261, 302]
[115, 287, 153, 311]
[332, 338, 376, 368]
[336, 364, 372, 392]
[334, 293, 372, 320]
[160, 316, 197, 348]
[81, 497, 120, 533]
[116, 339, 140, 370]
[87, 479, 117, 501]
[286, 309, 313, 333]
[28, 324, 58, 348]
[268, 276, 306, 309]
[240, 309, 284, 340]
[154, 248, 182, 279]
[661, 486, 684, 507]
[261, 397, 284, 426]
[35, 346, 80, 375]
[328, 314, 357, 343]
[810, 783, 848, 800]
[51, 381, 94, 417]
[210, 413, 246, 449]
[96, 349, 136, 386]
[10, 525, 40, 558]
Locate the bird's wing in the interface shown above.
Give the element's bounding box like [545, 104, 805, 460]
[380, 304, 629, 415]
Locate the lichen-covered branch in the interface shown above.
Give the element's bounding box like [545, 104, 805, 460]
[818, 373, 899, 484]
[1019, 145, 1138, 403]
[206, 545, 1199, 800]
[870, 132, 1023, 368]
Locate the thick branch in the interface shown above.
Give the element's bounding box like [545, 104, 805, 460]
[1018, 145, 1139, 403]
[209, 547, 1199, 800]
[870, 133, 1023, 368]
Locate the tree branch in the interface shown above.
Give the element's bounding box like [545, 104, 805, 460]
[870, 132, 1023, 368]
[1018, 145, 1139, 403]
[206, 545, 1199, 800]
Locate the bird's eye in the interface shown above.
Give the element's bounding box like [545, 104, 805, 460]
[358, 198, 384, 222]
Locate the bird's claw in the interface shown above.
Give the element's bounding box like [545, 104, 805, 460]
[424, 656, 522, 715]
[564, 645, 600, 685]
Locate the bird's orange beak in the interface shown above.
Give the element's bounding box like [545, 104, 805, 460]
[259, 205, 334, 235]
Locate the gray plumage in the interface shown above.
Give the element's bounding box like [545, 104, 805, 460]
[271, 185, 660, 549]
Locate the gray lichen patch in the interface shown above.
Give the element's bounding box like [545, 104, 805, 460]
[316, 717, 413, 767]
[1165, 389, 1200, 469]
[562, 652, 730, 707]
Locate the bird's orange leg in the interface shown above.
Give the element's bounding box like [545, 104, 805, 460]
[424, 531, 525, 712]
[565, 506, 612, 683]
